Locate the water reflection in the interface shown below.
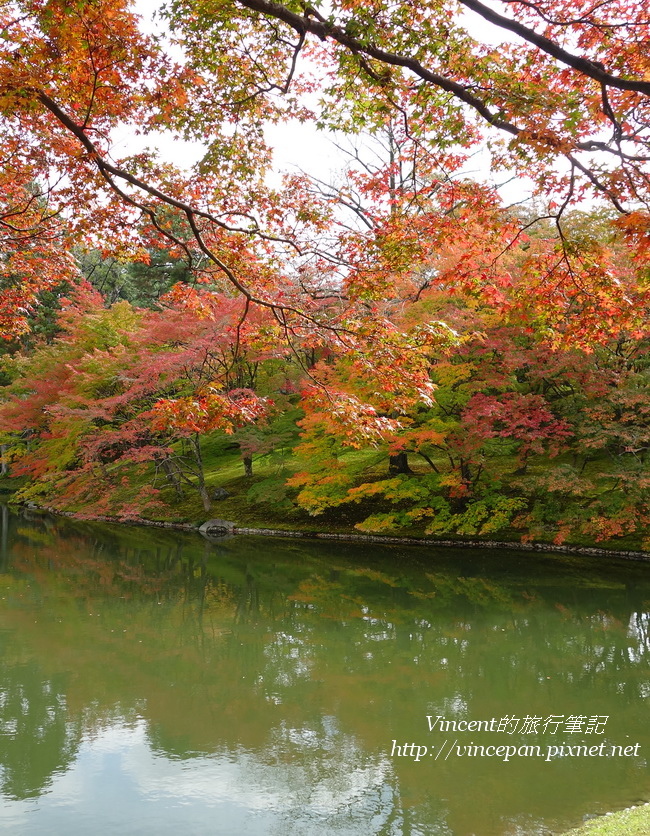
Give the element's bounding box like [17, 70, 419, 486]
[0, 507, 649, 835]
[0, 661, 80, 800]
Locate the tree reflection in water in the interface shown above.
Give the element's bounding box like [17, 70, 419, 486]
[0, 507, 648, 835]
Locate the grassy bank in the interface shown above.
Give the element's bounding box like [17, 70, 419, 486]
[564, 804, 650, 835]
[4, 431, 648, 555]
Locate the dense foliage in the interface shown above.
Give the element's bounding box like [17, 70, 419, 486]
[0, 0, 649, 546]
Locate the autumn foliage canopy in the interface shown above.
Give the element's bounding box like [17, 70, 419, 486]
[0, 0, 649, 544]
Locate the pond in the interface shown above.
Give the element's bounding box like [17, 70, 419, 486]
[0, 506, 648, 835]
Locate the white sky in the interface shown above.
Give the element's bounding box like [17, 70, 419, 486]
[122, 0, 533, 205]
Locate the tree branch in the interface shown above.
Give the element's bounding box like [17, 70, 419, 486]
[459, 0, 650, 96]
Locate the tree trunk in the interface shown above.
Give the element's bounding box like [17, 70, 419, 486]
[388, 452, 412, 474]
[243, 454, 253, 478]
[198, 485, 211, 513]
[188, 434, 211, 512]
[161, 457, 184, 498]
[0, 444, 8, 477]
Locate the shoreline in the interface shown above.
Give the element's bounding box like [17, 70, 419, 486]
[24, 503, 650, 562]
[563, 801, 650, 835]
[13, 501, 650, 835]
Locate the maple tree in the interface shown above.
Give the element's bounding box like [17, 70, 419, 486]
[287, 289, 649, 544]
[0, 280, 295, 514]
[1, 0, 649, 546]
[1, 255, 648, 545]
[0, 176, 79, 340]
[1, 0, 648, 341]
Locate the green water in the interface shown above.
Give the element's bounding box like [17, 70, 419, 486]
[0, 507, 648, 835]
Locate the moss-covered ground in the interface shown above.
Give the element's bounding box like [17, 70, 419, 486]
[2, 432, 647, 555]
